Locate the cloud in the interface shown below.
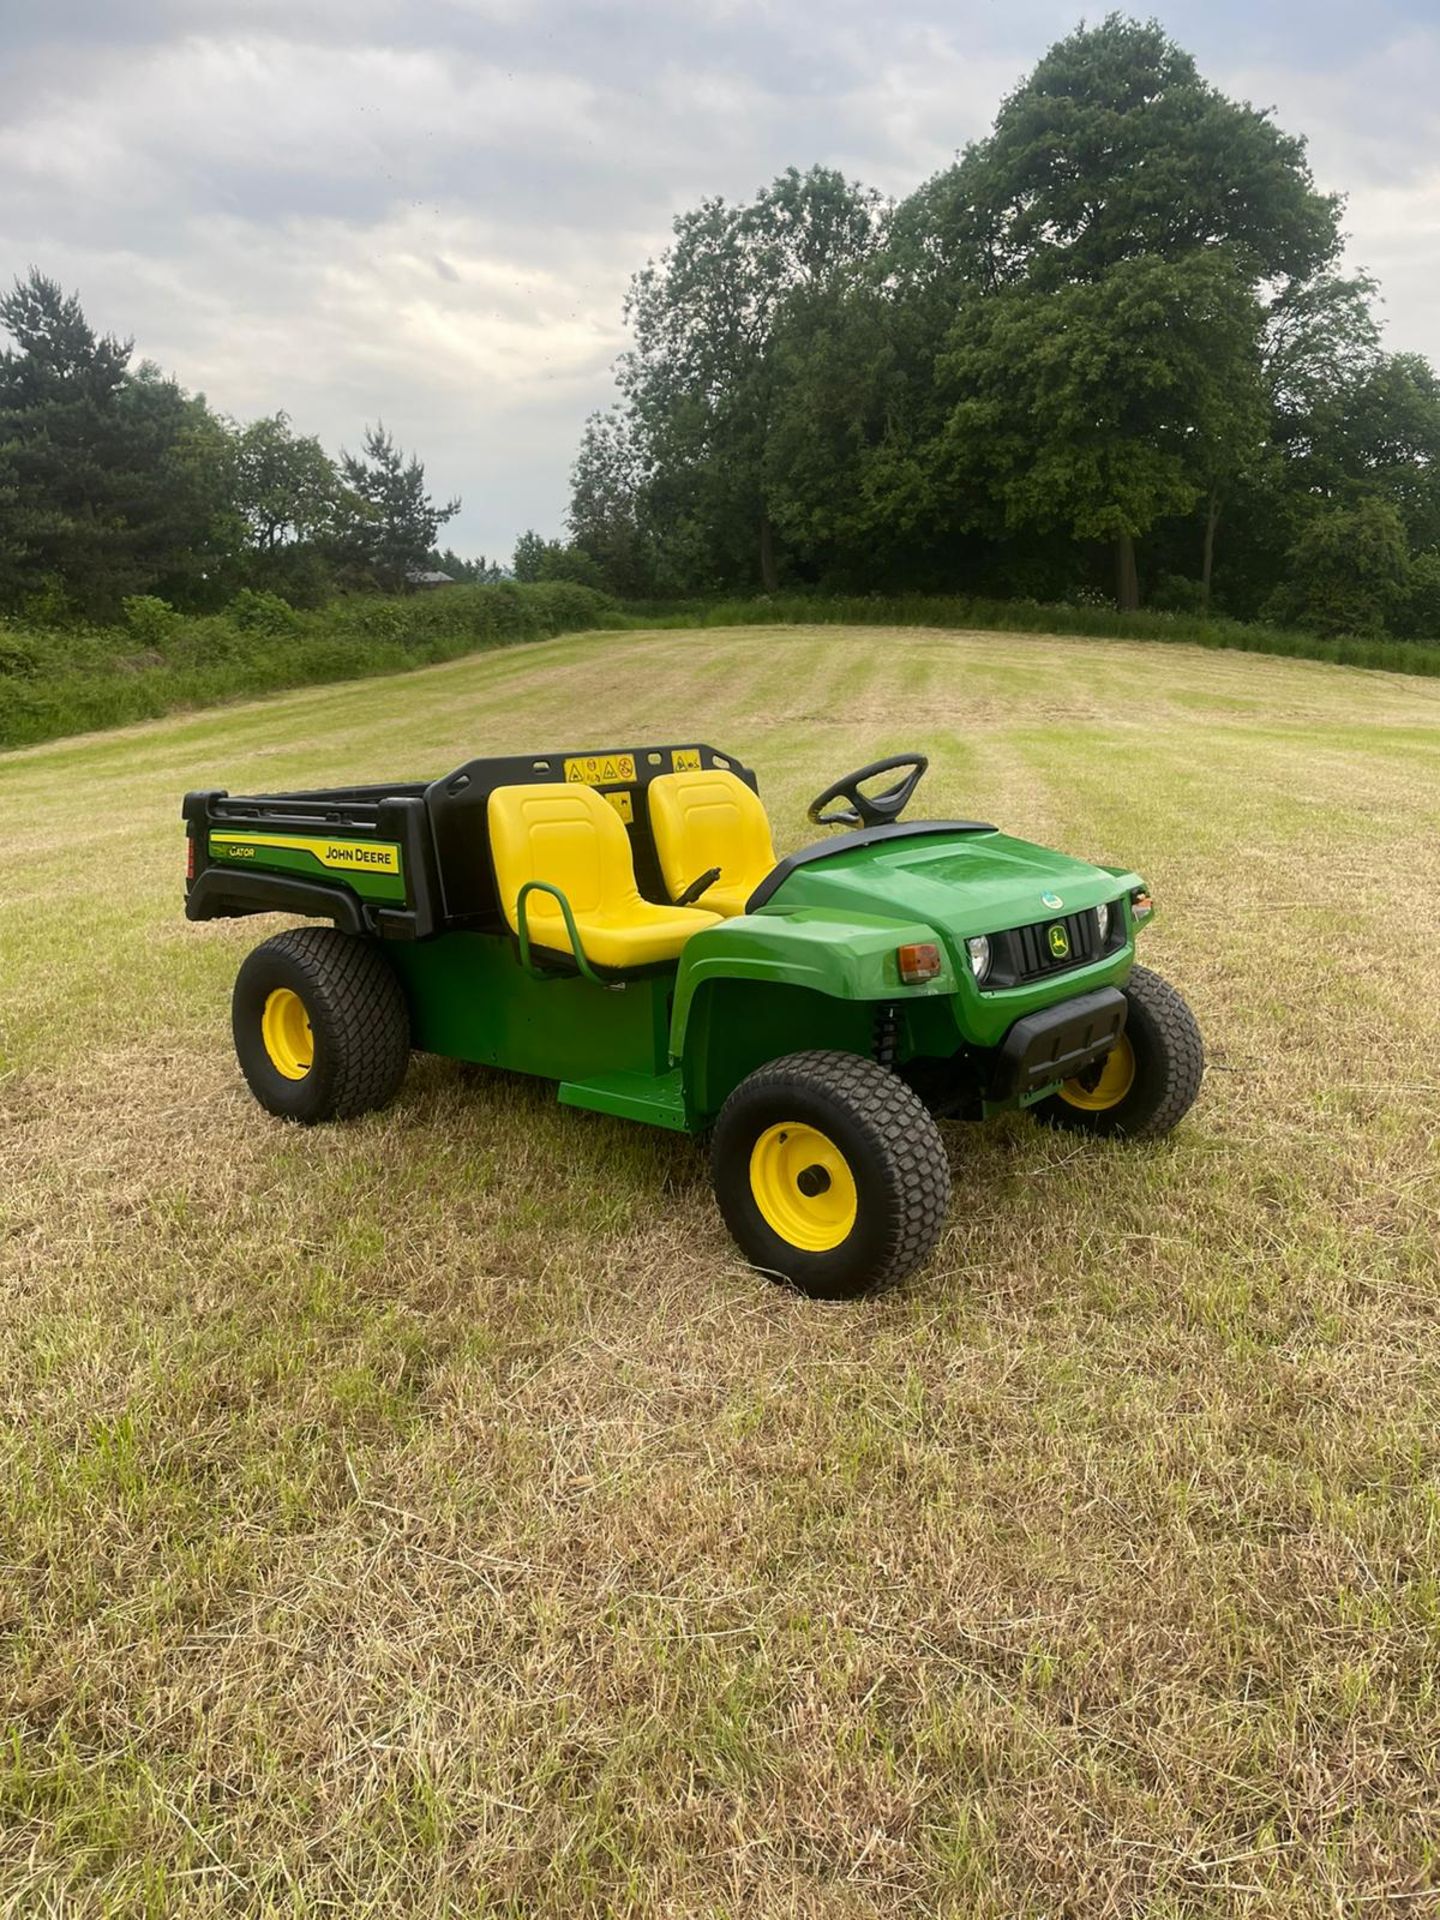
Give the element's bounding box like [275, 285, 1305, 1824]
[1218, 23, 1440, 358]
[1, 0, 1437, 556]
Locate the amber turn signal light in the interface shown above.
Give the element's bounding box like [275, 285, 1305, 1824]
[896, 941, 942, 984]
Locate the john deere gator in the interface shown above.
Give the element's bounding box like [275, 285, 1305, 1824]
[183, 746, 1203, 1296]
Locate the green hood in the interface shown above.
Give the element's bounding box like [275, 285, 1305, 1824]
[758, 826, 1139, 942]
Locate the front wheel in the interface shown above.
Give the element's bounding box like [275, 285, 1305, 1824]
[711, 1050, 952, 1299]
[1032, 963, 1203, 1140]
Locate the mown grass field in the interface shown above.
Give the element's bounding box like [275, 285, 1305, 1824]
[3, 623, 1439, 1917]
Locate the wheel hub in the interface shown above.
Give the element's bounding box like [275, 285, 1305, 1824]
[261, 986, 314, 1081]
[749, 1123, 857, 1252]
[1057, 1034, 1135, 1111]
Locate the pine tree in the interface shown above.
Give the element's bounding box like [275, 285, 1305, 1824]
[334, 424, 459, 591]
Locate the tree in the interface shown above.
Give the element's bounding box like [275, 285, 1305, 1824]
[333, 423, 458, 592]
[1265, 496, 1410, 635]
[1304, 354, 1440, 551]
[940, 252, 1268, 607]
[233, 414, 339, 555]
[0, 272, 235, 615]
[117, 364, 240, 610]
[618, 166, 886, 590]
[426, 547, 504, 584]
[511, 530, 549, 582]
[511, 529, 603, 589]
[0, 272, 135, 613]
[1264, 274, 1381, 434]
[890, 15, 1343, 605]
[1395, 550, 1440, 642]
[568, 408, 659, 596]
[763, 275, 951, 586]
[896, 14, 1339, 298]
[219, 412, 343, 604]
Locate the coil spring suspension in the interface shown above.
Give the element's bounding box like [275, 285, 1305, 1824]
[873, 1003, 898, 1069]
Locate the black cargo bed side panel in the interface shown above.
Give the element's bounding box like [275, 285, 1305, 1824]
[182, 785, 441, 939]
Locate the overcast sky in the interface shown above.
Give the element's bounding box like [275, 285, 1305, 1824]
[2, 1, 1437, 560]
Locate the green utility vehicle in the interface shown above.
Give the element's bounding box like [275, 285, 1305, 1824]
[183, 745, 1203, 1297]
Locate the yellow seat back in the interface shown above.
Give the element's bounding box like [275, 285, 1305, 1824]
[488, 783, 640, 940]
[648, 769, 778, 916]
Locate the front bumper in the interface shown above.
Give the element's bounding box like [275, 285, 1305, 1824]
[989, 987, 1127, 1100]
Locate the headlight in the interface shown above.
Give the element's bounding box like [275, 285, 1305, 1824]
[1096, 901, 1110, 943]
[966, 934, 992, 983]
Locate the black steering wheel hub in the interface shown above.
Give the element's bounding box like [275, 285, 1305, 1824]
[807, 754, 929, 830]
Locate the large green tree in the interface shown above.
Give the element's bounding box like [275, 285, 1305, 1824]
[225, 412, 344, 604]
[618, 166, 885, 590]
[1265, 495, 1412, 636]
[0, 272, 140, 613]
[0, 272, 235, 616]
[941, 252, 1269, 608]
[895, 15, 1343, 607]
[1297, 353, 1440, 549]
[897, 15, 1338, 297]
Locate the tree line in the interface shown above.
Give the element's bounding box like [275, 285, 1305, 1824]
[551, 15, 1440, 638]
[0, 273, 477, 621]
[8, 14, 1437, 643]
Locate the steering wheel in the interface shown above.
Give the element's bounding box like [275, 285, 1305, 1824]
[807, 754, 929, 830]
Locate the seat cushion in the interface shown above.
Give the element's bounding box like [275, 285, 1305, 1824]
[573, 900, 720, 970]
[489, 782, 718, 968]
[648, 769, 778, 917]
[691, 881, 754, 918]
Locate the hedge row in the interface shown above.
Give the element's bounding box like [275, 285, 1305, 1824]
[0, 583, 621, 750]
[626, 592, 1440, 675]
[5, 582, 1436, 755]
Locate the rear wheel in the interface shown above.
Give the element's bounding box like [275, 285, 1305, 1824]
[232, 927, 410, 1123]
[711, 1050, 951, 1299]
[1033, 964, 1203, 1140]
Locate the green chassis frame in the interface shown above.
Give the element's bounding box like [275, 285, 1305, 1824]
[183, 741, 1149, 1134]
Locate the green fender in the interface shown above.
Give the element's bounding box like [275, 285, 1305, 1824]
[670, 909, 956, 1122]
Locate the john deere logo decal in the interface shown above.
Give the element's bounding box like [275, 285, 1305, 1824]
[1041, 891, 1063, 909]
[1047, 923, 1070, 959]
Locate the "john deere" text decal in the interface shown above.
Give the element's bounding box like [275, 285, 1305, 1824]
[209, 832, 401, 876]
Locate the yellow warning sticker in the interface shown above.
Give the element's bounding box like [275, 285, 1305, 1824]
[604, 790, 634, 824]
[564, 752, 636, 785]
[209, 831, 400, 875]
[670, 748, 702, 773]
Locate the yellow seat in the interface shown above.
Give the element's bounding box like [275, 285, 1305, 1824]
[648, 769, 779, 918]
[488, 783, 719, 970]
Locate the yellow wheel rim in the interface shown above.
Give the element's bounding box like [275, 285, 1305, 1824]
[261, 987, 313, 1081]
[1057, 1035, 1136, 1112]
[749, 1122, 858, 1252]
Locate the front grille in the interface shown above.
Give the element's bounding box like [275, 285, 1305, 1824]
[1004, 908, 1100, 983]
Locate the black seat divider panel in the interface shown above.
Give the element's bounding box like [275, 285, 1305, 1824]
[423, 743, 758, 930]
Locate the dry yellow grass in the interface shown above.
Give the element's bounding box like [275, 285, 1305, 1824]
[2, 623, 1439, 1917]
